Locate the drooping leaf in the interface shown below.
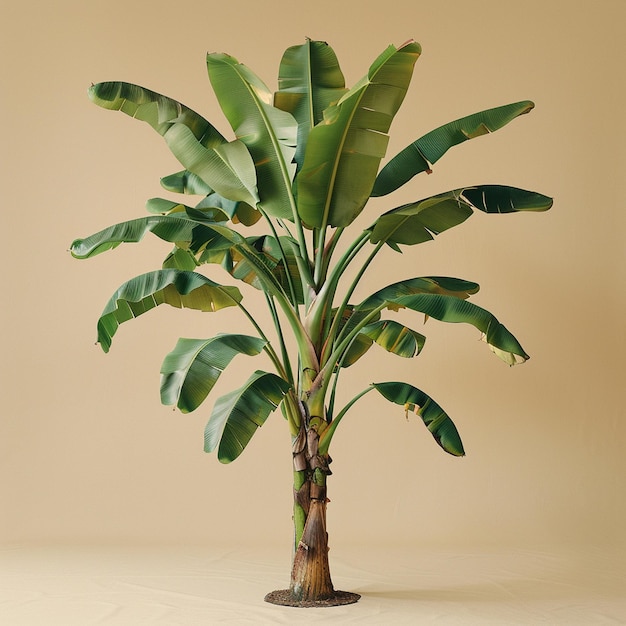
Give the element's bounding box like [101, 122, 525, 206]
[88, 83, 260, 206]
[373, 382, 464, 456]
[162, 124, 259, 206]
[335, 277, 476, 365]
[274, 39, 347, 168]
[70, 214, 240, 259]
[204, 370, 291, 463]
[360, 276, 480, 311]
[88, 81, 226, 148]
[460, 185, 554, 214]
[372, 100, 535, 196]
[207, 53, 298, 220]
[338, 318, 426, 368]
[297, 40, 421, 229]
[366, 292, 529, 365]
[97, 270, 243, 353]
[369, 186, 553, 246]
[339, 333, 374, 368]
[360, 320, 426, 358]
[160, 334, 267, 413]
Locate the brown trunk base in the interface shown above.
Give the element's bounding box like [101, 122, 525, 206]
[264, 589, 361, 608]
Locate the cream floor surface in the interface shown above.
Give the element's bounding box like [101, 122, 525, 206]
[1, 544, 624, 625]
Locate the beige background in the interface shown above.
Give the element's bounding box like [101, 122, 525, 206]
[1, 0, 624, 589]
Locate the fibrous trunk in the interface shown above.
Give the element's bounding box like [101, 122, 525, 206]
[290, 430, 334, 601]
[264, 422, 360, 607]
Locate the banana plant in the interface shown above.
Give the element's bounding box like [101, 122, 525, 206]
[71, 39, 552, 607]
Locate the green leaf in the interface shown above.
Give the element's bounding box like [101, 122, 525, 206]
[332, 306, 380, 368]
[195, 193, 261, 226]
[204, 370, 291, 463]
[160, 170, 214, 196]
[360, 320, 426, 358]
[373, 382, 464, 456]
[372, 100, 535, 196]
[336, 277, 476, 366]
[216, 236, 305, 305]
[339, 318, 425, 369]
[144, 198, 230, 224]
[274, 39, 347, 169]
[339, 333, 374, 368]
[162, 247, 198, 270]
[97, 270, 243, 353]
[162, 124, 259, 206]
[87, 84, 260, 206]
[88, 81, 227, 148]
[160, 334, 267, 413]
[460, 185, 553, 213]
[371, 292, 529, 365]
[297, 40, 421, 229]
[207, 53, 298, 220]
[369, 186, 553, 246]
[70, 214, 240, 259]
[360, 276, 480, 311]
[158, 170, 262, 225]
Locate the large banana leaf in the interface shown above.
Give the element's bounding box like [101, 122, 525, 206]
[335, 277, 476, 365]
[360, 277, 480, 311]
[97, 270, 242, 353]
[162, 124, 259, 206]
[70, 214, 241, 259]
[369, 186, 553, 246]
[160, 334, 266, 413]
[204, 370, 291, 463]
[364, 292, 529, 365]
[89, 82, 259, 205]
[207, 53, 297, 220]
[297, 40, 421, 229]
[88, 82, 226, 148]
[373, 382, 464, 456]
[372, 100, 535, 196]
[274, 39, 347, 168]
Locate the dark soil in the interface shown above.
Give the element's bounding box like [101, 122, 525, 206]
[264, 589, 361, 608]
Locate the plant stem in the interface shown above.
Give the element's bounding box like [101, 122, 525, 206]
[319, 385, 374, 455]
[259, 208, 300, 316]
[292, 468, 307, 549]
[235, 299, 289, 381]
[319, 235, 380, 366]
[305, 231, 370, 353]
[265, 293, 294, 384]
[317, 303, 387, 390]
[234, 243, 319, 374]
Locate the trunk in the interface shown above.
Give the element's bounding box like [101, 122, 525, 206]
[290, 476, 334, 600]
[264, 421, 360, 607]
[290, 422, 334, 600]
